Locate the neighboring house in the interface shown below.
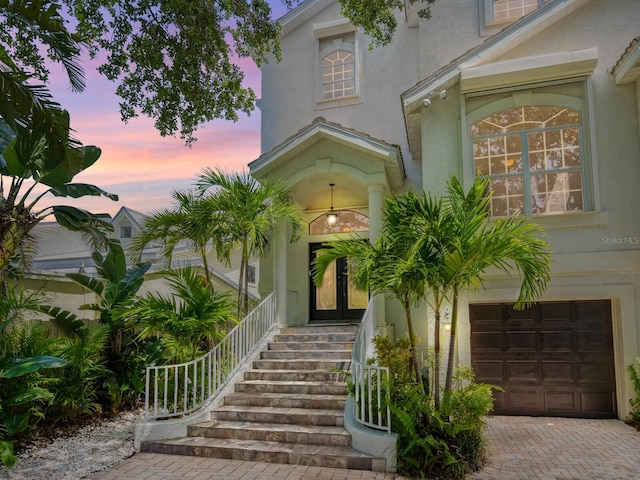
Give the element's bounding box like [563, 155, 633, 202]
[252, 0, 640, 420]
[20, 206, 259, 328]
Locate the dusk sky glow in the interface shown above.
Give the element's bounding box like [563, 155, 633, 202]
[38, 2, 290, 217]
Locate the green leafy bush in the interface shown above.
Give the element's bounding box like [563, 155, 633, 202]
[0, 290, 67, 467]
[626, 358, 640, 430]
[46, 324, 110, 426]
[372, 335, 497, 479]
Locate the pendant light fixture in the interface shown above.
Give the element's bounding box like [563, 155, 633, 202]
[326, 183, 338, 226]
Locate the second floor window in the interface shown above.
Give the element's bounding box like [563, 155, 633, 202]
[492, 0, 541, 24]
[482, 0, 547, 33]
[120, 225, 132, 238]
[319, 33, 356, 101]
[472, 105, 584, 217]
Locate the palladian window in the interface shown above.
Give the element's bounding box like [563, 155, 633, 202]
[472, 106, 584, 217]
[309, 210, 368, 235]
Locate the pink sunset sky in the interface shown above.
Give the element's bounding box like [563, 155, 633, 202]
[39, 2, 290, 217]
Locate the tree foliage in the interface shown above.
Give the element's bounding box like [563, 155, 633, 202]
[197, 168, 304, 317]
[339, 0, 436, 48]
[313, 176, 551, 409]
[0, 1, 118, 284]
[1, 0, 436, 144]
[119, 266, 238, 363]
[129, 189, 229, 287]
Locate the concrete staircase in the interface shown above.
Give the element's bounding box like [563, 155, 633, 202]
[140, 324, 386, 471]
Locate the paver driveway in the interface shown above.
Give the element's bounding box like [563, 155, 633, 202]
[87, 416, 640, 480]
[468, 416, 640, 480]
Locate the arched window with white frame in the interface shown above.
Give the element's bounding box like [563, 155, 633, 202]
[319, 33, 356, 101]
[472, 104, 585, 217]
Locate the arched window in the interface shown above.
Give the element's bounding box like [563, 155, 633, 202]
[472, 105, 584, 216]
[319, 34, 356, 101]
[309, 210, 369, 235]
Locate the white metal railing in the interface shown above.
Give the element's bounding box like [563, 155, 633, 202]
[351, 301, 391, 434]
[144, 292, 277, 420]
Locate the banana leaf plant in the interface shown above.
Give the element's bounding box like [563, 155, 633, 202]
[42, 239, 152, 411]
[0, 109, 118, 278]
[0, 355, 67, 468]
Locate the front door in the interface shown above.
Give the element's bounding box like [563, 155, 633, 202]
[309, 243, 368, 322]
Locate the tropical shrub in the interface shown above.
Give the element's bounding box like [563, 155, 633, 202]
[0, 355, 66, 468]
[0, 289, 67, 467]
[119, 266, 238, 364]
[626, 358, 640, 429]
[371, 334, 416, 403]
[373, 335, 496, 479]
[58, 239, 151, 412]
[45, 324, 110, 426]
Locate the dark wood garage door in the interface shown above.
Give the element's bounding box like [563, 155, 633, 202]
[470, 300, 616, 418]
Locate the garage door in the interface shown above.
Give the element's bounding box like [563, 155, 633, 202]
[470, 300, 616, 418]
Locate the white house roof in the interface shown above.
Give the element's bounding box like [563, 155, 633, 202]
[30, 222, 94, 272]
[277, 0, 333, 36]
[111, 206, 148, 229]
[29, 208, 260, 299]
[249, 116, 405, 189]
[612, 36, 640, 85]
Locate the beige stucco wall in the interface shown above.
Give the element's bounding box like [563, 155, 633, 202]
[258, 0, 640, 419]
[416, 0, 640, 418]
[260, 0, 422, 195]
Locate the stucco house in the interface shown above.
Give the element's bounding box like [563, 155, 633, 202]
[251, 0, 640, 420]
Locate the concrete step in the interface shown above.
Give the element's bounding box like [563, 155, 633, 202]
[243, 369, 347, 382]
[273, 333, 357, 343]
[211, 405, 344, 426]
[267, 341, 354, 351]
[234, 379, 348, 395]
[223, 392, 346, 410]
[138, 324, 382, 472]
[187, 420, 352, 446]
[252, 358, 350, 371]
[279, 325, 359, 335]
[260, 349, 352, 360]
[140, 437, 385, 471]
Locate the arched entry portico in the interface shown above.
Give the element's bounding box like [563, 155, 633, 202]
[249, 118, 404, 327]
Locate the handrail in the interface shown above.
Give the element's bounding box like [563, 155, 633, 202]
[144, 292, 277, 421]
[351, 301, 391, 434]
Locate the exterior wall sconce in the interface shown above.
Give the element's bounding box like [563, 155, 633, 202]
[326, 183, 338, 225]
[443, 306, 452, 332]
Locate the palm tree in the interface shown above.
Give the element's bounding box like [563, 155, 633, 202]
[196, 168, 304, 317]
[129, 189, 229, 286]
[437, 176, 551, 394]
[118, 266, 238, 363]
[313, 177, 552, 410]
[311, 194, 433, 395]
[382, 190, 451, 407]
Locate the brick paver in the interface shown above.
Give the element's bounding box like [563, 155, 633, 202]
[468, 416, 640, 480]
[86, 417, 640, 480]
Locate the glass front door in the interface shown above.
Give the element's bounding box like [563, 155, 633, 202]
[309, 243, 368, 322]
